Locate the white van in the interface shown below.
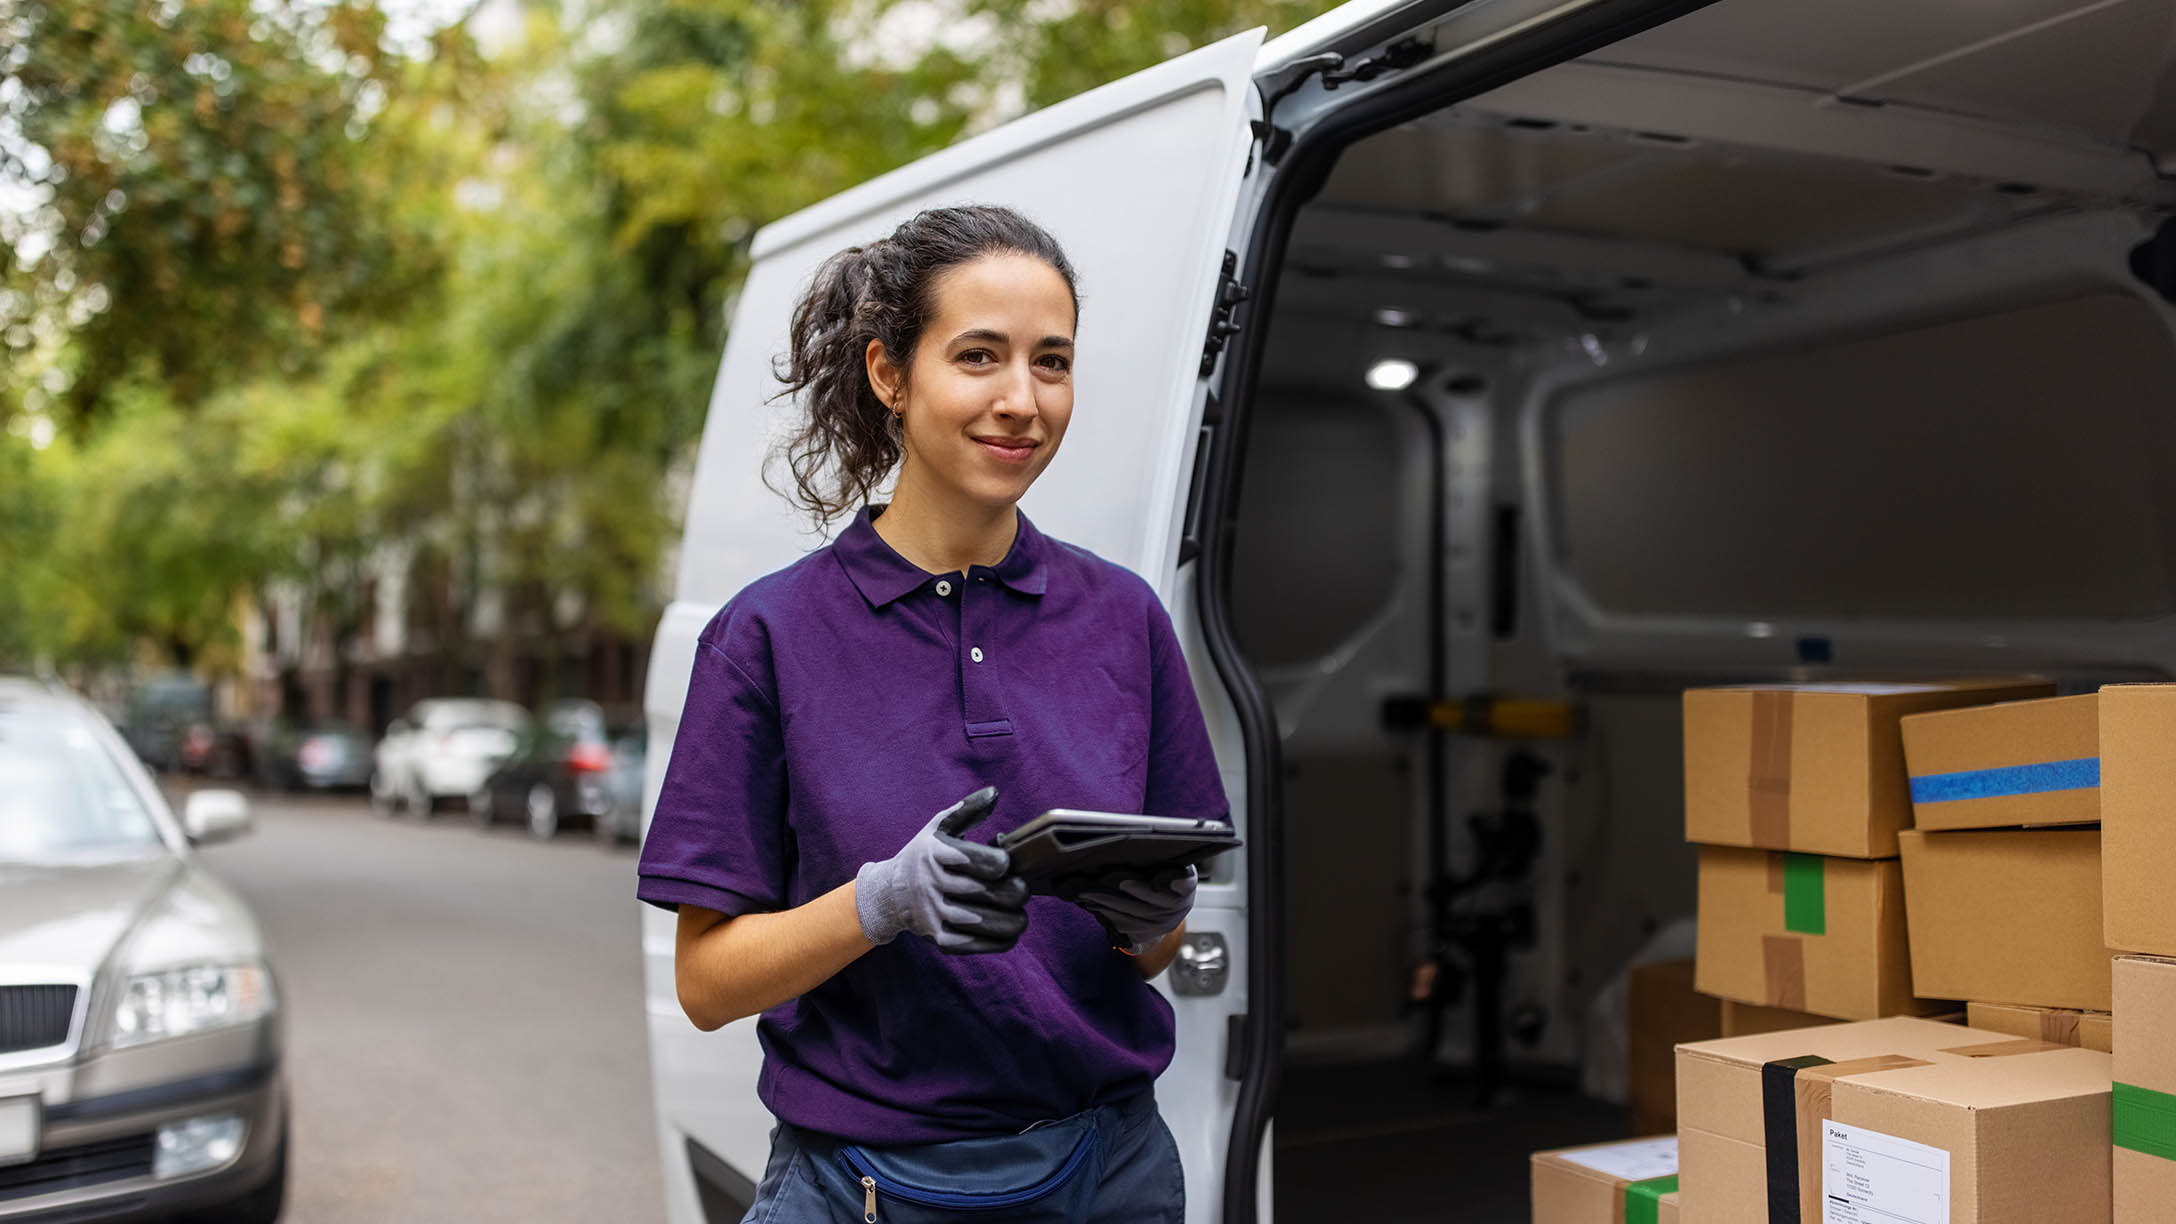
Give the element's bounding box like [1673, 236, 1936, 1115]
[640, 0, 2176, 1218]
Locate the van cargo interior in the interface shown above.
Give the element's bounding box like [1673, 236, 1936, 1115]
[1220, 0, 2176, 1216]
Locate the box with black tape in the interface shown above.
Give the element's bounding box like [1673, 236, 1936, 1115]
[2113, 954, 2176, 1219]
[1675, 1016, 2111, 1224]
[1693, 846, 1932, 1020]
[1529, 1136, 1679, 1224]
[1682, 680, 2052, 859]
[1899, 694, 2098, 833]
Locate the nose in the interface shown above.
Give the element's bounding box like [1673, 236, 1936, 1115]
[991, 357, 1040, 420]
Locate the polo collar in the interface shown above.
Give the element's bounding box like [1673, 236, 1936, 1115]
[834, 504, 1051, 608]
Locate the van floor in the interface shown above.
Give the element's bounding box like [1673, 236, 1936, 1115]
[1274, 1058, 1628, 1222]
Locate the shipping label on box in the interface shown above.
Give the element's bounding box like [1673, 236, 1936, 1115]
[1965, 1001, 2112, 1052]
[1530, 1136, 1680, 1224]
[1683, 679, 2053, 859]
[1898, 828, 2110, 1011]
[1695, 847, 1929, 1020]
[1675, 1017, 2112, 1224]
[1900, 693, 2098, 833]
[2099, 684, 2176, 956]
[2113, 955, 2176, 1220]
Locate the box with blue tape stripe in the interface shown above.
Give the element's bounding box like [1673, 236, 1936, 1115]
[1899, 693, 2098, 833]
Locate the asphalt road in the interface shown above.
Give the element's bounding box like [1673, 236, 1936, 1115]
[184, 786, 667, 1223]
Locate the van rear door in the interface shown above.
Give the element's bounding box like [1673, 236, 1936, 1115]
[644, 29, 1264, 1224]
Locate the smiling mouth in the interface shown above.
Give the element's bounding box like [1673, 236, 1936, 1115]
[972, 436, 1038, 461]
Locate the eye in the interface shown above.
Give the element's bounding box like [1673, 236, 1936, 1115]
[1038, 354, 1072, 373]
[958, 348, 995, 365]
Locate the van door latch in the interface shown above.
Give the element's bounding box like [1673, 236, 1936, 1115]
[1171, 931, 1231, 996]
[1199, 252, 1250, 376]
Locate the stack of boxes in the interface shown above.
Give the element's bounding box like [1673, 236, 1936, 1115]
[2099, 685, 2176, 1217]
[1682, 680, 2049, 1021]
[1896, 694, 2108, 1021]
[1532, 677, 2159, 1224]
[1665, 679, 2126, 1223]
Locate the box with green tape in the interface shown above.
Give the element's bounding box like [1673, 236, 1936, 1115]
[1694, 846, 1936, 1020]
[2114, 954, 2176, 1218]
[1683, 679, 2052, 859]
[1676, 1016, 2111, 1224]
[1529, 1135, 1679, 1224]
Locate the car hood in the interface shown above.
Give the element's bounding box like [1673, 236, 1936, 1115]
[0, 855, 262, 975]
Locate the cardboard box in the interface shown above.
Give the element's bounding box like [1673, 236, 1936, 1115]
[2113, 955, 2176, 1221]
[1683, 679, 2053, 858]
[1675, 1016, 2112, 1224]
[2100, 684, 2176, 955]
[1627, 959, 1719, 1134]
[1897, 827, 2109, 1011]
[1718, 997, 1836, 1035]
[1900, 693, 2098, 832]
[1530, 1136, 1679, 1224]
[1720, 998, 1964, 1038]
[1966, 1001, 2112, 1053]
[1694, 846, 1929, 1019]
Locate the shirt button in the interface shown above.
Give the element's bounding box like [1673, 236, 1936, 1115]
[971, 647, 985, 663]
[935, 580, 952, 596]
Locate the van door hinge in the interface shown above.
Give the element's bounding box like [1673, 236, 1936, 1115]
[1199, 252, 1250, 376]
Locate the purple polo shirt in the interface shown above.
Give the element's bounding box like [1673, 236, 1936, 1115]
[637, 504, 1230, 1143]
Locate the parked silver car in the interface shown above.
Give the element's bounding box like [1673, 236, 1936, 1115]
[0, 679, 287, 1222]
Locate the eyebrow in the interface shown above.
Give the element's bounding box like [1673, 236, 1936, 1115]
[949, 328, 1073, 350]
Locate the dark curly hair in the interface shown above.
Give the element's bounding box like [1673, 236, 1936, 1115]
[764, 204, 1080, 526]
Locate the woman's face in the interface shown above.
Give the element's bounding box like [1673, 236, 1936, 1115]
[871, 252, 1076, 511]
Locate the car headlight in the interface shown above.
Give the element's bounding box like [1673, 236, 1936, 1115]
[109, 964, 275, 1049]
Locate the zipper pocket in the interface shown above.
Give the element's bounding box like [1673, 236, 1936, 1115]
[838, 1128, 1096, 1212]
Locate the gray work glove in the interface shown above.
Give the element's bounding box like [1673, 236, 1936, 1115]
[1074, 865, 1197, 954]
[855, 787, 1030, 955]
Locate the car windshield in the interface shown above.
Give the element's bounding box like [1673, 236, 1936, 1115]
[0, 707, 164, 862]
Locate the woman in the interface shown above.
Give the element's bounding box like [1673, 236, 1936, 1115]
[637, 204, 1231, 1223]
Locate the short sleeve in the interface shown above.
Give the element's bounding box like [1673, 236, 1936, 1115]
[636, 620, 790, 916]
[1142, 596, 1231, 826]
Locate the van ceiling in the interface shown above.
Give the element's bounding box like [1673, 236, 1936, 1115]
[1598, 0, 2176, 156]
[1285, 0, 2176, 345]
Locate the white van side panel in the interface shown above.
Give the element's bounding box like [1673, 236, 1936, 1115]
[647, 29, 1265, 1224]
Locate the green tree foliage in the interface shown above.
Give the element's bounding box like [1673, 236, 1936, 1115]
[0, 0, 442, 425]
[0, 0, 1339, 675]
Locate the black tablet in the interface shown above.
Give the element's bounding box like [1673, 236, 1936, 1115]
[991, 809, 1241, 897]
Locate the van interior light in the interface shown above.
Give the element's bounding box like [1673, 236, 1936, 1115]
[1366, 359, 1419, 391]
[1375, 309, 1415, 327]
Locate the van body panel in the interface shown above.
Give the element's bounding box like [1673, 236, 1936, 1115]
[1516, 209, 2176, 677]
[647, 30, 1265, 1224]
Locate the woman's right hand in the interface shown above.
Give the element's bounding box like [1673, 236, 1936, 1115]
[854, 786, 1030, 954]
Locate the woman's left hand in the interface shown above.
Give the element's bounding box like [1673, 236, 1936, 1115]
[1073, 865, 1196, 954]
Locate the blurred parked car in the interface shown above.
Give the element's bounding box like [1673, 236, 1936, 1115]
[0, 678, 288, 1222]
[468, 700, 625, 839]
[592, 725, 647, 849]
[120, 673, 212, 774]
[176, 719, 254, 780]
[368, 699, 528, 819]
[251, 718, 374, 793]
